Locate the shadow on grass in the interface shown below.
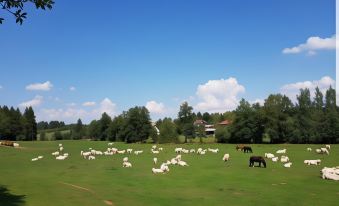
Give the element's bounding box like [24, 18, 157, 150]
[0, 185, 26, 206]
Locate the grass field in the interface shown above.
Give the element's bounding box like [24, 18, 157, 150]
[0, 141, 338, 206]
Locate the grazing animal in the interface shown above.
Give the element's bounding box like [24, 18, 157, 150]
[284, 162, 292, 168]
[153, 157, 157, 164]
[31, 158, 39, 161]
[151, 150, 159, 154]
[209, 148, 219, 153]
[38, 156, 43, 159]
[307, 148, 312, 152]
[175, 155, 182, 161]
[88, 155, 95, 160]
[190, 149, 196, 153]
[56, 155, 67, 160]
[264, 153, 275, 159]
[236, 144, 245, 151]
[271, 157, 279, 162]
[249, 156, 266, 168]
[108, 142, 114, 146]
[243, 146, 253, 153]
[276, 149, 286, 154]
[152, 168, 164, 174]
[117, 150, 126, 154]
[304, 159, 321, 165]
[177, 160, 189, 166]
[280, 156, 289, 163]
[325, 145, 331, 150]
[175, 148, 183, 153]
[123, 157, 128, 162]
[13, 143, 20, 147]
[222, 154, 230, 162]
[123, 162, 132, 168]
[134, 150, 143, 155]
[52, 151, 59, 156]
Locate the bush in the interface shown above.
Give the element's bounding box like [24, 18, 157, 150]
[215, 126, 230, 143]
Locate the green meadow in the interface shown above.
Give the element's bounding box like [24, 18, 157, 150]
[0, 141, 338, 206]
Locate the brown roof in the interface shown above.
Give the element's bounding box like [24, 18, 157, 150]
[218, 120, 231, 125]
[194, 119, 207, 125]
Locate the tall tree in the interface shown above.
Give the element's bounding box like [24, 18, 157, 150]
[177, 102, 195, 143]
[158, 118, 178, 143]
[72, 118, 85, 140]
[124, 106, 152, 143]
[23, 106, 37, 141]
[295, 88, 313, 143]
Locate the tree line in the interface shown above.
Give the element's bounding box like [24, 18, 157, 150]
[1, 87, 338, 144]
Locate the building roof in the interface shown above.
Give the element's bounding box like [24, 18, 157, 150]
[218, 120, 231, 125]
[194, 119, 207, 125]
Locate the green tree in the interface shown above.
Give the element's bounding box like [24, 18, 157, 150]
[124, 106, 152, 143]
[99, 113, 112, 141]
[72, 118, 84, 140]
[23, 106, 37, 141]
[177, 102, 195, 143]
[39, 131, 46, 141]
[215, 126, 231, 143]
[158, 118, 178, 143]
[0, 0, 54, 25]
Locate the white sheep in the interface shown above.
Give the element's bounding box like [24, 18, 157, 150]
[284, 162, 292, 168]
[52, 151, 59, 156]
[38, 156, 43, 159]
[151, 150, 159, 154]
[200, 150, 206, 155]
[153, 157, 157, 164]
[182, 149, 189, 154]
[280, 156, 289, 163]
[63, 153, 69, 157]
[152, 145, 157, 150]
[13, 143, 20, 147]
[127, 149, 133, 154]
[320, 148, 329, 155]
[134, 150, 143, 155]
[158, 147, 163, 151]
[111, 148, 118, 154]
[123, 157, 129, 162]
[175, 148, 183, 153]
[117, 150, 126, 154]
[58, 144, 62, 147]
[88, 155, 96, 160]
[152, 168, 164, 174]
[175, 154, 182, 161]
[222, 154, 230, 162]
[81, 151, 91, 159]
[272, 157, 279, 162]
[160, 163, 169, 172]
[31, 158, 39, 161]
[325, 145, 331, 150]
[304, 159, 321, 165]
[276, 149, 286, 154]
[123, 161, 132, 168]
[104, 151, 113, 155]
[307, 148, 312, 152]
[108, 142, 114, 146]
[190, 149, 196, 153]
[56, 155, 67, 160]
[59, 146, 64, 152]
[170, 158, 178, 165]
[95, 151, 103, 155]
[197, 148, 203, 154]
[177, 160, 189, 166]
[208, 148, 219, 153]
[264, 153, 275, 159]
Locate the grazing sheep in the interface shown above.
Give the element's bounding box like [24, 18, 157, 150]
[108, 142, 114, 146]
[152, 145, 157, 150]
[190, 149, 196, 153]
[111, 148, 118, 154]
[52, 151, 59, 156]
[95, 151, 103, 155]
[160, 163, 169, 172]
[222, 154, 230, 162]
[170, 158, 178, 165]
[209, 148, 219, 153]
[325, 145, 331, 150]
[38, 156, 43, 159]
[264, 153, 275, 159]
[59, 147, 64, 152]
[81, 151, 91, 159]
[88, 155, 96, 160]
[56, 155, 67, 160]
[272, 157, 279, 162]
[284, 162, 292, 168]
[127, 149, 133, 154]
[152, 168, 164, 174]
[31, 158, 39, 161]
[304, 159, 321, 165]
[13, 143, 20, 147]
[151, 150, 159, 154]
[280, 156, 289, 163]
[153, 157, 157, 164]
[104, 151, 113, 155]
[134, 150, 143, 155]
[200, 150, 206, 155]
[123, 157, 129, 162]
[158, 147, 163, 151]
[117, 150, 126, 154]
[58, 144, 62, 147]
[123, 162, 132, 168]
[321, 167, 339, 180]
[175, 148, 183, 153]
[307, 148, 312, 152]
[276, 149, 286, 154]
[175, 155, 182, 161]
[177, 160, 189, 166]
[320, 148, 329, 155]
[197, 148, 203, 154]
[63, 153, 69, 157]
[182, 149, 189, 154]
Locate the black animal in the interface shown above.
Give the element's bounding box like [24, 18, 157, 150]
[243, 146, 253, 153]
[249, 156, 266, 168]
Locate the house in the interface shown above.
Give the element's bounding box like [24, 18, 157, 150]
[218, 120, 232, 126]
[193, 119, 216, 136]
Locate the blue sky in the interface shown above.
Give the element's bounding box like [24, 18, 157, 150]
[0, 0, 336, 123]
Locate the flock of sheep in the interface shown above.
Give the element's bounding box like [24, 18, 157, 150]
[27, 142, 338, 181]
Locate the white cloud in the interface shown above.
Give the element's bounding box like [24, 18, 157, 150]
[19, 95, 43, 108]
[26, 81, 53, 91]
[93, 98, 117, 117]
[282, 35, 336, 55]
[83, 101, 96, 107]
[69, 86, 76, 91]
[195, 77, 245, 113]
[280, 76, 335, 102]
[146, 101, 166, 114]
